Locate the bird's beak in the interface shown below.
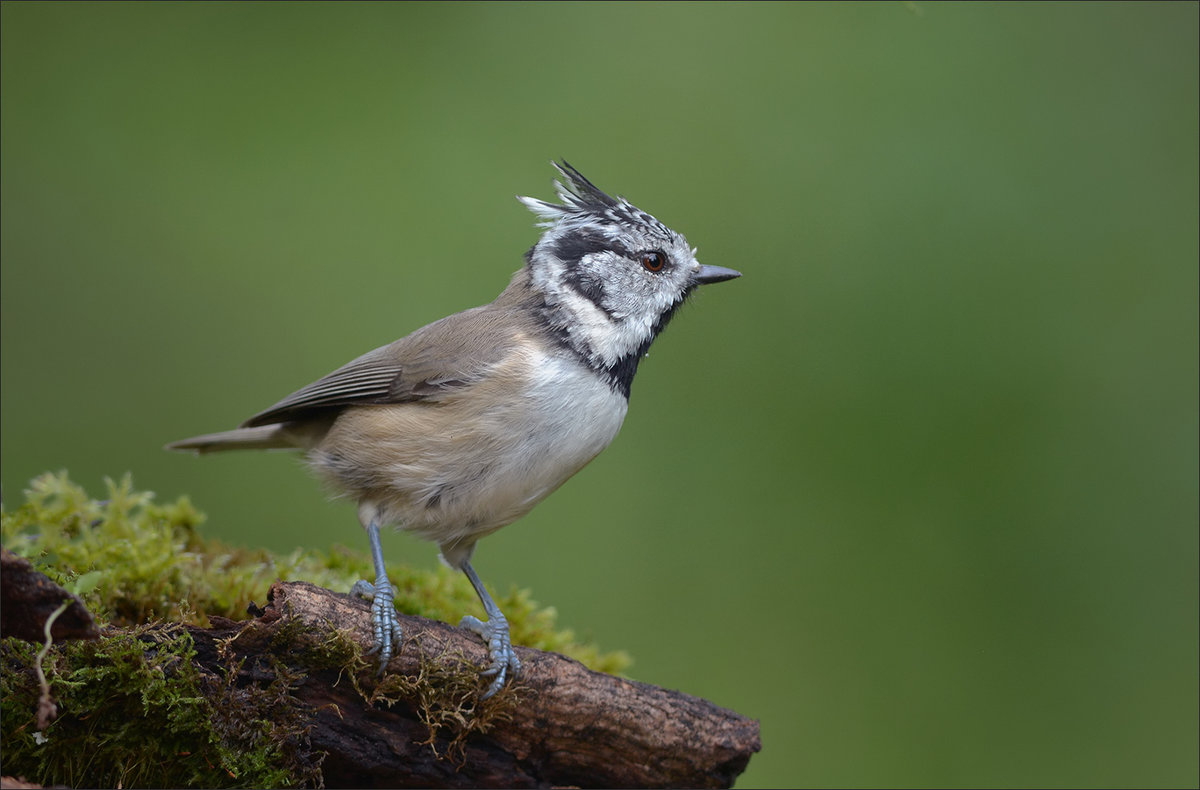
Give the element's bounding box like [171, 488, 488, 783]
[693, 264, 742, 285]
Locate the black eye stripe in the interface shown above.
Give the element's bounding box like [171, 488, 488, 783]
[552, 231, 631, 265]
[562, 267, 615, 318]
[551, 232, 672, 280]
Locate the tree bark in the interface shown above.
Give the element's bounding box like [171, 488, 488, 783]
[1, 567, 761, 788]
[0, 548, 99, 643]
[195, 581, 761, 788]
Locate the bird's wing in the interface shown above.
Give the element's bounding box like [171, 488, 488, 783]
[240, 305, 518, 428]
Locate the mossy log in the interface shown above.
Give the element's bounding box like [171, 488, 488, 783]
[3, 568, 760, 788]
[209, 581, 760, 788]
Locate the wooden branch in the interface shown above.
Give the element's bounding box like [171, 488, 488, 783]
[191, 581, 761, 788]
[1, 567, 759, 788]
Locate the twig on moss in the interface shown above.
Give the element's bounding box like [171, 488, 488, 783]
[34, 599, 71, 731]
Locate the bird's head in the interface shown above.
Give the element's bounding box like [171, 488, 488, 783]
[520, 161, 739, 390]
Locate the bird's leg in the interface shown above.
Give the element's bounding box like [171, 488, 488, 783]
[350, 521, 401, 675]
[458, 561, 521, 698]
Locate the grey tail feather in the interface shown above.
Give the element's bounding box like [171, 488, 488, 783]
[165, 425, 298, 454]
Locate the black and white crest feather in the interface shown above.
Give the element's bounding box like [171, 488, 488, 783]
[518, 161, 676, 243]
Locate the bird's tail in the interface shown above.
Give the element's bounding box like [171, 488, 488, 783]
[165, 424, 300, 454]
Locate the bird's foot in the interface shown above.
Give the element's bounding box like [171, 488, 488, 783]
[459, 613, 521, 698]
[351, 578, 402, 674]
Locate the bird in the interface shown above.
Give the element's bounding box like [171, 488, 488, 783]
[167, 161, 741, 697]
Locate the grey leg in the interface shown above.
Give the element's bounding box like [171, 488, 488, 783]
[458, 561, 521, 698]
[350, 521, 401, 674]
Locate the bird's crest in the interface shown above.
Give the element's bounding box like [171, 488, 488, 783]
[518, 161, 674, 242]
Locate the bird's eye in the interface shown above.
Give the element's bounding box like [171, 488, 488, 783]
[641, 251, 666, 273]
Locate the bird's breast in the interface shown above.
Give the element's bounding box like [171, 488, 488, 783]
[310, 346, 628, 541]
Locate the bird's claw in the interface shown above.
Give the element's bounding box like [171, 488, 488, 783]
[352, 578, 402, 675]
[460, 613, 521, 698]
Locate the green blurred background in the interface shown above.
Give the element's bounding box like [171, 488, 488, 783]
[3, 2, 1197, 787]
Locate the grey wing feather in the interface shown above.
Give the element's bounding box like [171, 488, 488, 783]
[240, 354, 406, 427]
[240, 305, 515, 428]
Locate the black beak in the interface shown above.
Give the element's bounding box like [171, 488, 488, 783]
[693, 264, 742, 285]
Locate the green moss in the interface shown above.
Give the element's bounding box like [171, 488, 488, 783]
[1, 625, 320, 789]
[1, 471, 632, 788]
[1, 470, 631, 673]
[0, 468, 322, 788]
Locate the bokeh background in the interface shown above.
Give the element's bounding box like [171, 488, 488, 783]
[3, 3, 1197, 787]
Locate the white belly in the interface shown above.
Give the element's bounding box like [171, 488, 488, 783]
[310, 350, 628, 556]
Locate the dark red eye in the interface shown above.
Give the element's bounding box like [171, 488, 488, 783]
[641, 251, 666, 272]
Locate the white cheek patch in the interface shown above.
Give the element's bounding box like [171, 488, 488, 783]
[562, 292, 642, 366]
